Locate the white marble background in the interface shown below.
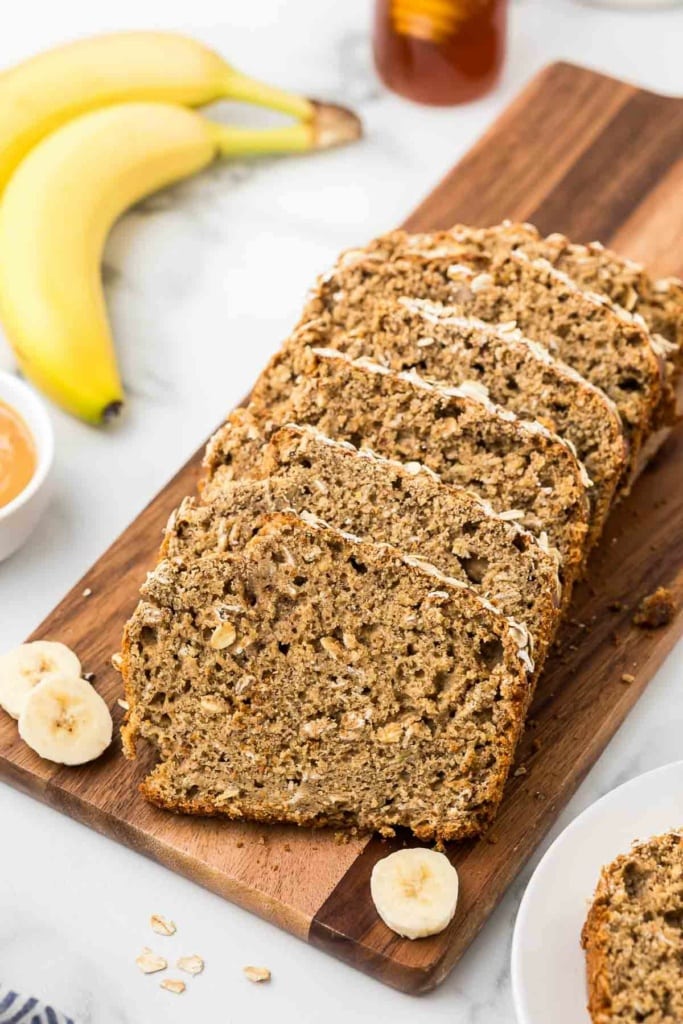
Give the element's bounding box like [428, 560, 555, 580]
[0, 2, 682, 1022]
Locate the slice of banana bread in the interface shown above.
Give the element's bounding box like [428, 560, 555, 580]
[496, 220, 683, 358]
[203, 351, 591, 598]
[582, 830, 683, 1023]
[301, 229, 664, 472]
[168, 424, 562, 666]
[122, 511, 533, 841]
[460, 220, 681, 423]
[250, 297, 625, 541]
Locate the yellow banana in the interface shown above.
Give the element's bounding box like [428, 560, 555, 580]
[0, 31, 324, 192]
[0, 101, 360, 424]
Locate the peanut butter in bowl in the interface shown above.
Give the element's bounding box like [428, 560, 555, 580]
[0, 398, 37, 509]
[0, 372, 53, 562]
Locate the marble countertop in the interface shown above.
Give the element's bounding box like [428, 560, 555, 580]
[1, 1, 682, 1021]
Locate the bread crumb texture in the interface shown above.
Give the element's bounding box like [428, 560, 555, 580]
[633, 587, 676, 629]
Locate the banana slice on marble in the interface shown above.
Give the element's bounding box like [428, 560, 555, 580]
[18, 673, 112, 765]
[0, 640, 81, 719]
[370, 847, 459, 939]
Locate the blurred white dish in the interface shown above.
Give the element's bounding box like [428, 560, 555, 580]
[0, 372, 54, 562]
[511, 760, 683, 1024]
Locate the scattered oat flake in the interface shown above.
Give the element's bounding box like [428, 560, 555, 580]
[111, 652, 123, 671]
[160, 979, 186, 994]
[82, 587, 92, 597]
[117, 698, 129, 710]
[621, 673, 635, 684]
[150, 913, 176, 936]
[177, 954, 204, 975]
[136, 948, 167, 974]
[244, 966, 271, 983]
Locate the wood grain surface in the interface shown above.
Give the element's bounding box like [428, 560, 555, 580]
[1, 62, 682, 994]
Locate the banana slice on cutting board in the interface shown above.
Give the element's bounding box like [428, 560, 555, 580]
[370, 847, 459, 939]
[18, 673, 112, 765]
[0, 640, 81, 718]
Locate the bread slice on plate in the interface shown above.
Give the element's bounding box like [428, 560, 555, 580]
[302, 228, 665, 475]
[121, 511, 533, 841]
[204, 351, 591, 600]
[581, 829, 683, 1023]
[167, 424, 562, 670]
[250, 296, 625, 541]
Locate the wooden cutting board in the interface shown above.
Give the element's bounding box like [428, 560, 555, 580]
[2, 62, 683, 994]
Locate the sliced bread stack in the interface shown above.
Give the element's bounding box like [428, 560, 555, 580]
[169, 424, 562, 667]
[121, 220, 683, 842]
[298, 226, 670, 471]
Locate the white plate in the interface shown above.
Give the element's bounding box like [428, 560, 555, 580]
[511, 760, 683, 1024]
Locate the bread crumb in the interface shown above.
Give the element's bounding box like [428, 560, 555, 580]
[117, 698, 129, 710]
[244, 966, 271, 983]
[160, 979, 186, 994]
[150, 913, 176, 936]
[236, 840, 244, 848]
[111, 652, 123, 671]
[633, 587, 676, 629]
[621, 673, 635, 685]
[82, 587, 92, 598]
[513, 765, 527, 777]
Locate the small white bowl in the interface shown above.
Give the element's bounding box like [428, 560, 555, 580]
[0, 372, 54, 562]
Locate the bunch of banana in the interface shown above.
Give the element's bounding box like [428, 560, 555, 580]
[0, 32, 362, 423]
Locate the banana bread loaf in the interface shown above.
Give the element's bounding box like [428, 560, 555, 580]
[250, 296, 625, 542]
[204, 351, 592, 598]
[582, 830, 683, 1023]
[300, 229, 664, 473]
[168, 424, 562, 666]
[122, 512, 535, 841]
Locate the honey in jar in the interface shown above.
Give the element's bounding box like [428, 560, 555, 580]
[374, 0, 508, 106]
[0, 399, 37, 508]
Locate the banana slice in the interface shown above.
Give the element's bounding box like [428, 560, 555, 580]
[370, 847, 459, 939]
[18, 673, 112, 765]
[0, 640, 81, 719]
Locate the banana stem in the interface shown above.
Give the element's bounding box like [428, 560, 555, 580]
[209, 102, 362, 158]
[222, 69, 315, 121]
[211, 121, 311, 157]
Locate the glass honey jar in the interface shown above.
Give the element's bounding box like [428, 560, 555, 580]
[373, 0, 508, 106]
